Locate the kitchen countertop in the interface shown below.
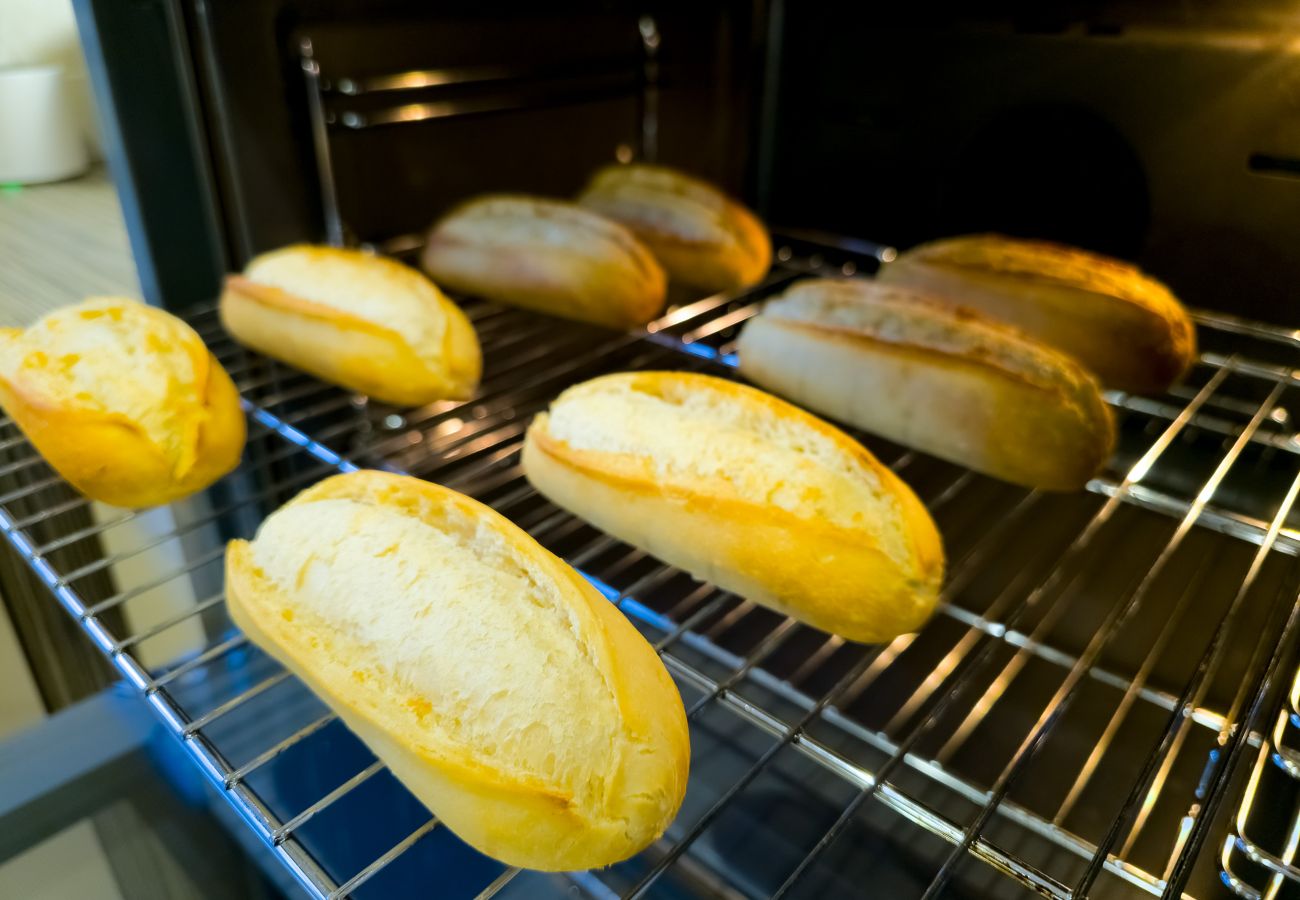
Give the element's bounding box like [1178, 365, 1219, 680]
[0, 167, 140, 326]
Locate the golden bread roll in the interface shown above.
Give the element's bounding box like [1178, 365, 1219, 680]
[420, 195, 667, 329]
[225, 470, 688, 871]
[736, 279, 1115, 490]
[878, 234, 1196, 394]
[221, 245, 481, 406]
[576, 163, 771, 293]
[523, 372, 944, 643]
[0, 297, 245, 508]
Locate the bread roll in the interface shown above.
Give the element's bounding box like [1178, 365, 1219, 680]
[420, 195, 667, 329]
[225, 470, 688, 871]
[737, 279, 1115, 490]
[878, 234, 1196, 394]
[577, 164, 771, 293]
[523, 372, 944, 644]
[221, 245, 481, 406]
[0, 297, 245, 508]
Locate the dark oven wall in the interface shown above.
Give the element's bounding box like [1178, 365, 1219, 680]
[192, 0, 761, 269]
[78, 0, 762, 309]
[766, 2, 1300, 324]
[84, 0, 1300, 321]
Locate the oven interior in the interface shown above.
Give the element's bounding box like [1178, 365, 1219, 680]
[23, 1, 1300, 897]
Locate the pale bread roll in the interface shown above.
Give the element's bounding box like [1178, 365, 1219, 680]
[0, 297, 245, 508]
[420, 195, 667, 329]
[878, 234, 1196, 394]
[737, 279, 1115, 490]
[577, 164, 771, 293]
[221, 244, 481, 406]
[523, 372, 944, 644]
[225, 470, 688, 871]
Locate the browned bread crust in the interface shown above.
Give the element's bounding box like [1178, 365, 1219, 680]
[577, 164, 771, 293]
[879, 234, 1196, 394]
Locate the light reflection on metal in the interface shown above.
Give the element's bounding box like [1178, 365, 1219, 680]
[431, 416, 464, 439]
[299, 37, 344, 246]
[1220, 658, 1300, 897]
[1115, 380, 1291, 859]
[1054, 551, 1219, 824]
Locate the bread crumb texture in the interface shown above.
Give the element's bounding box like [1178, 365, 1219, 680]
[0, 297, 211, 476]
[250, 492, 622, 810]
[542, 372, 910, 565]
[245, 245, 451, 368]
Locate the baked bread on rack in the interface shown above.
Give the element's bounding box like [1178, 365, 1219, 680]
[421, 195, 667, 329]
[0, 297, 245, 508]
[523, 371, 944, 644]
[226, 470, 689, 871]
[878, 233, 1196, 394]
[221, 244, 482, 407]
[577, 163, 771, 293]
[737, 278, 1116, 490]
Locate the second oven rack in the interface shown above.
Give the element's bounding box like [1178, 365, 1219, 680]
[1, 236, 1298, 899]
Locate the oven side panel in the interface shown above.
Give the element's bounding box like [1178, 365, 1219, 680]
[73, 0, 229, 309]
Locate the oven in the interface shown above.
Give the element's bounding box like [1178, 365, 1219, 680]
[10, 1, 1300, 897]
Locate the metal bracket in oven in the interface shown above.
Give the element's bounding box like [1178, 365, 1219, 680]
[295, 15, 665, 250]
[1221, 663, 1300, 899]
[299, 37, 344, 248]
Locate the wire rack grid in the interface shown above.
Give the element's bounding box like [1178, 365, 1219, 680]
[2, 236, 1300, 899]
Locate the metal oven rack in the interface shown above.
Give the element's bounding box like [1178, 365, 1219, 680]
[1220, 662, 1300, 898]
[2, 236, 1300, 899]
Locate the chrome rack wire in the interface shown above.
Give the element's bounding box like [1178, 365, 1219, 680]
[218, 238, 1300, 896]
[2, 233, 1299, 899]
[0, 409, 357, 895]
[1219, 653, 1300, 898]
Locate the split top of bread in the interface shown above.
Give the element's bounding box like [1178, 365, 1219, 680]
[759, 279, 1110, 408]
[880, 233, 1196, 393]
[0, 297, 245, 507]
[738, 278, 1115, 490]
[523, 371, 944, 643]
[225, 470, 689, 871]
[222, 244, 481, 406]
[421, 194, 667, 329]
[577, 163, 772, 292]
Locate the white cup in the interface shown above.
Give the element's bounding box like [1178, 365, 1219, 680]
[0, 64, 89, 184]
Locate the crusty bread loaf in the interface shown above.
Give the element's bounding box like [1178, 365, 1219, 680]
[225, 470, 688, 871]
[221, 245, 481, 406]
[0, 297, 245, 508]
[576, 164, 771, 293]
[736, 279, 1115, 490]
[420, 195, 667, 329]
[878, 234, 1196, 394]
[522, 372, 944, 643]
